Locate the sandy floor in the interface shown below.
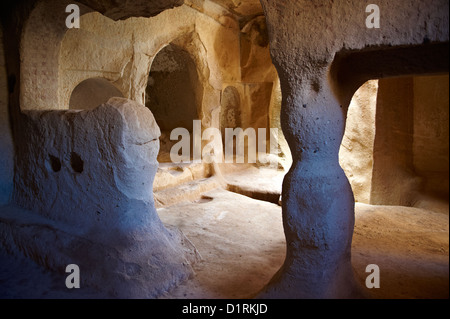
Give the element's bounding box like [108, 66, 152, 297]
[157, 189, 449, 299]
[352, 203, 449, 299]
[0, 176, 448, 299]
[158, 189, 286, 299]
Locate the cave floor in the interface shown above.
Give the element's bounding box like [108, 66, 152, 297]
[0, 168, 448, 299]
[158, 188, 449, 299]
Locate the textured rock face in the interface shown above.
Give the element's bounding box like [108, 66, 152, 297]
[371, 75, 449, 207]
[15, 98, 161, 226]
[211, 0, 263, 17]
[371, 77, 420, 206]
[341, 76, 448, 207]
[0, 27, 14, 205]
[412, 75, 449, 199]
[8, 98, 198, 297]
[77, 0, 184, 20]
[340, 81, 377, 204]
[258, 0, 448, 298]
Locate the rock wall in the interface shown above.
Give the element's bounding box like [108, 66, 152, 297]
[9, 98, 197, 297]
[340, 80, 377, 204]
[0, 26, 14, 205]
[2, 0, 281, 297]
[18, 0, 185, 111]
[371, 75, 449, 206]
[57, 3, 240, 127]
[371, 77, 419, 206]
[55, 2, 282, 164]
[341, 75, 449, 206]
[413, 75, 449, 199]
[22, 1, 281, 158]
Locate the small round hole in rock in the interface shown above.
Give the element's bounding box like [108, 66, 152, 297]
[70, 152, 84, 173]
[48, 154, 61, 172]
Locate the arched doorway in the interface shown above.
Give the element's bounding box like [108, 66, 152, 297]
[146, 43, 202, 163]
[69, 77, 124, 110]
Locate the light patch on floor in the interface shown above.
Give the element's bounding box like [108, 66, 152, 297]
[157, 190, 449, 299]
[158, 189, 286, 299]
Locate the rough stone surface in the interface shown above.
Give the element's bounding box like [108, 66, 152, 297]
[0, 26, 14, 205]
[77, 0, 184, 20]
[259, 0, 448, 298]
[341, 75, 448, 207]
[413, 75, 449, 199]
[371, 75, 449, 208]
[9, 98, 198, 297]
[210, 0, 263, 17]
[352, 203, 449, 299]
[19, 0, 285, 168]
[225, 167, 284, 204]
[371, 77, 421, 207]
[339, 80, 377, 204]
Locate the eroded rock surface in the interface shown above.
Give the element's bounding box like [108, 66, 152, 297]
[5, 98, 199, 298]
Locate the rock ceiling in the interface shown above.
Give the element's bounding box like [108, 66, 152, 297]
[210, 0, 263, 17]
[75, 0, 263, 21]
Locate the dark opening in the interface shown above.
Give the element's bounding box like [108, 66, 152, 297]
[48, 154, 61, 173]
[70, 152, 84, 174]
[145, 44, 202, 163]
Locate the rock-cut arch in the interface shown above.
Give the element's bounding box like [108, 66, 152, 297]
[145, 43, 202, 162]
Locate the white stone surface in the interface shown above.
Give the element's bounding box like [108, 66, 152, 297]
[10, 98, 198, 297]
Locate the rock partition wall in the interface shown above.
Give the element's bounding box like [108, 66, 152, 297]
[6, 98, 198, 297]
[371, 77, 420, 206]
[339, 80, 377, 204]
[0, 26, 14, 205]
[371, 75, 449, 207]
[412, 75, 449, 199]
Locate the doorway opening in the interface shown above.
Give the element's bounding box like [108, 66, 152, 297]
[145, 43, 202, 163]
[339, 74, 449, 299]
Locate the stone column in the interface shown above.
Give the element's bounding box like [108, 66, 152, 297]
[258, 0, 448, 299]
[258, 1, 359, 299]
[260, 68, 358, 298]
